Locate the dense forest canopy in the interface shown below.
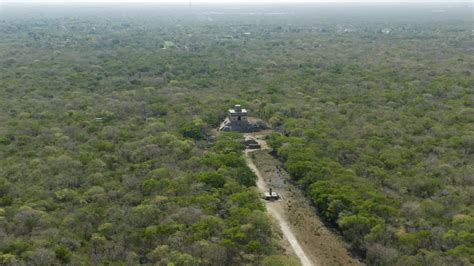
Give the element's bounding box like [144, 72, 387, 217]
[0, 2, 473, 265]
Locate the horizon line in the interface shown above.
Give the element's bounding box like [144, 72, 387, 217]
[2, 0, 471, 4]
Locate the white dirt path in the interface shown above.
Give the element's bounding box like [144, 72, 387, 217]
[245, 152, 315, 266]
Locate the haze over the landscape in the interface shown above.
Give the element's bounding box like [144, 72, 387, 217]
[2, 0, 471, 3]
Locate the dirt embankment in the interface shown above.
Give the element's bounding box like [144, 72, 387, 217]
[244, 133, 363, 266]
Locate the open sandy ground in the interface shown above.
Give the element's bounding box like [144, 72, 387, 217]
[244, 133, 363, 266]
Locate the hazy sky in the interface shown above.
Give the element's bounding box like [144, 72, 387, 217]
[1, 0, 468, 3]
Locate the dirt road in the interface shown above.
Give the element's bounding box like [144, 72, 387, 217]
[244, 133, 362, 266]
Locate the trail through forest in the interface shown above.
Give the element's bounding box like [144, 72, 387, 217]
[245, 151, 314, 266]
[244, 133, 362, 266]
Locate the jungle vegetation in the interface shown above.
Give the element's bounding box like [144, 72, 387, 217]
[0, 2, 473, 265]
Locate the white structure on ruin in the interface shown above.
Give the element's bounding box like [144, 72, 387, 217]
[219, 104, 268, 132]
